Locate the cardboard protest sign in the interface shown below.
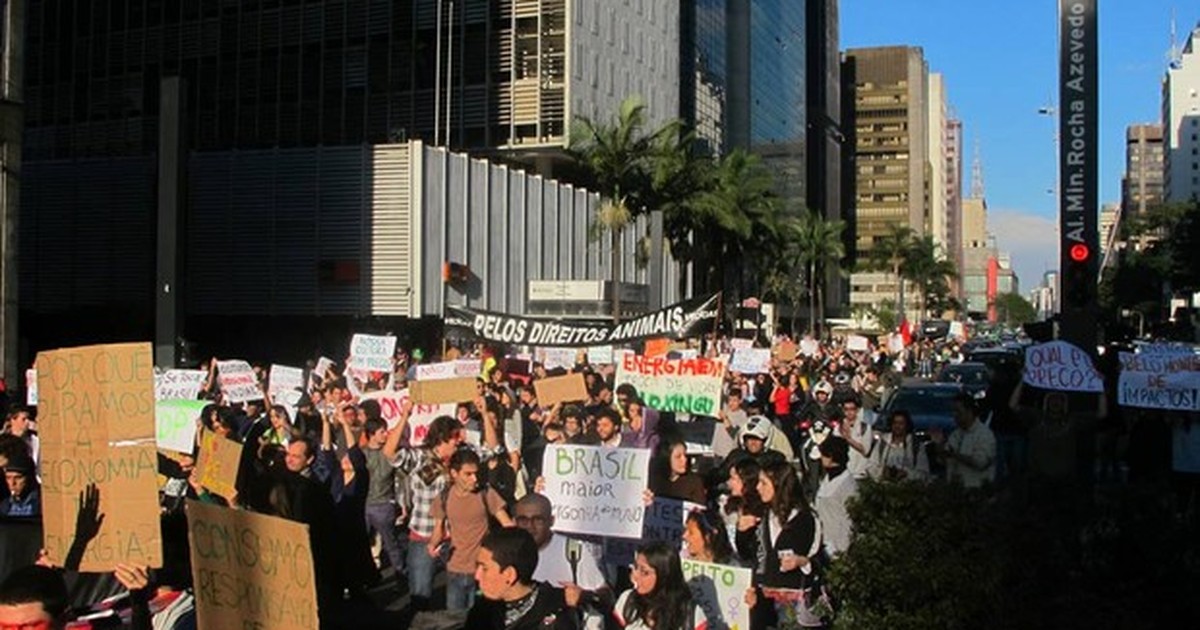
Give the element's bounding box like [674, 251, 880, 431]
[187, 500, 317, 630]
[682, 558, 753, 630]
[604, 496, 703, 565]
[846, 335, 870, 352]
[1118, 350, 1200, 411]
[586, 345, 615, 365]
[1023, 341, 1104, 393]
[216, 360, 260, 403]
[348, 333, 397, 372]
[729, 348, 771, 374]
[542, 444, 650, 539]
[409, 377, 478, 404]
[35, 343, 162, 572]
[156, 399, 207, 454]
[155, 369, 207, 401]
[535, 373, 589, 407]
[615, 354, 726, 416]
[644, 338, 670, 358]
[194, 428, 242, 499]
[770, 340, 797, 362]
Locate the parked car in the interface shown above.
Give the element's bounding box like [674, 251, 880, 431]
[874, 382, 966, 437]
[966, 346, 1023, 375]
[936, 362, 992, 398]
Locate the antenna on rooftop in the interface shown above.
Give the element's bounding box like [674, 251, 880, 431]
[1169, 9, 1183, 69]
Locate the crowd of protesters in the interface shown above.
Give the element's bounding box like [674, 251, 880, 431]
[0, 327, 1196, 630]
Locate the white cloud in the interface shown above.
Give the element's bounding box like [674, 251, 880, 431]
[987, 209, 1059, 292]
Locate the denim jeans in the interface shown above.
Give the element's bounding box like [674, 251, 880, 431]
[365, 502, 405, 574]
[406, 539, 438, 598]
[446, 571, 477, 611]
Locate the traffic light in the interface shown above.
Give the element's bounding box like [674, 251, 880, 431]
[1062, 242, 1095, 309]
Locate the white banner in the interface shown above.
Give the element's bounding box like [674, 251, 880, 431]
[156, 399, 207, 453]
[729, 348, 771, 374]
[348, 334, 396, 372]
[615, 354, 726, 416]
[1118, 351, 1200, 411]
[217, 360, 261, 403]
[542, 444, 650, 539]
[1022, 341, 1104, 393]
[681, 558, 753, 630]
[25, 368, 37, 406]
[155, 369, 207, 401]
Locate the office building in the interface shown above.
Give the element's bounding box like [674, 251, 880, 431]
[1123, 123, 1165, 217]
[1099, 202, 1121, 266]
[927, 73, 948, 250]
[18, 0, 682, 361]
[945, 117, 964, 295]
[1163, 23, 1200, 202]
[845, 46, 929, 318]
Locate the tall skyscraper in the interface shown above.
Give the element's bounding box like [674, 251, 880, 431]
[1121, 123, 1165, 219]
[927, 73, 948, 250]
[844, 46, 929, 316]
[1162, 23, 1200, 202]
[945, 117, 964, 294]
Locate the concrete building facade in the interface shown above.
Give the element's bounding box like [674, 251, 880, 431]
[1163, 23, 1200, 202]
[1121, 123, 1165, 227]
[845, 46, 929, 317]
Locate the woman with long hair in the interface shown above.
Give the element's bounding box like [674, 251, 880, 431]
[723, 457, 767, 564]
[871, 409, 930, 482]
[682, 508, 736, 566]
[614, 541, 707, 630]
[652, 439, 707, 505]
[751, 457, 829, 628]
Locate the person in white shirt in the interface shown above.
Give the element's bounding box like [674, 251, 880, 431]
[515, 493, 610, 630]
[836, 397, 874, 479]
[930, 393, 997, 489]
[815, 437, 857, 557]
[871, 409, 930, 482]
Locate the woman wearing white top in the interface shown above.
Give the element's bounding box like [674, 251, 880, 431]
[613, 541, 707, 630]
[871, 409, 930, 482]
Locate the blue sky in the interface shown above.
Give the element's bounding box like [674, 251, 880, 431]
[842, 0, 1181, 292]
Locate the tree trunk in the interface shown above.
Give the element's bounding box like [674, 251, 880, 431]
[611, 228, 621, 323]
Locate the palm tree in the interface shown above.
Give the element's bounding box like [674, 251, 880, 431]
[689, 149, 779, 298]
[569, 96, 679, 320]
[866, 224, 917, 318]
[903, 235, 958, 321]
[792, 210, 847, 336]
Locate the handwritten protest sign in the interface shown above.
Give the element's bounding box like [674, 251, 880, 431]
[728, 338, 753, 351]
[644, 338, 670, 358]
[1118, 350, 1200, 411]
[730, 348, 771, 374]
[25, 368, 37, 405]
[187, 500, 317, 630]
[537, 347, 580, 371]
[846, 335, 869, 352]
[416, 359, 482, 380]
[542, 444, 649, 539]
[194, 428, 242, 499]
[155, 369, 207, 401]
[410, 377, 478, 404]
[682, 558, 753, 630]
[605, 497, 703, 565]
[348, 333, 396, 372]
[269, 364, 305, 395]
[156, 399, 207, 453]
[887, 333, 906, 354]
[35, 343, 162, 572]
[308, 356, 335, 392]
[586, 345, 615, 365]
[615, 354, 726, 415]
[1023, 341, 1104, 393]
[774, 340, 800, 361]
[535, 373, 589, 407]
[217, 360, 260, 403]
[362, 389, 456, 441]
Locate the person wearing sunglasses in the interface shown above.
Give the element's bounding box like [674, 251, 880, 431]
[514, 494, 610, 630]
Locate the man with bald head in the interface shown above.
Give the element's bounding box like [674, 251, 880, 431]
[514, 493, 610, 629]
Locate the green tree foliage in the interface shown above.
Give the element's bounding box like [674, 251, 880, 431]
[991, 292, 1038, 326]
[1101, 201, 1200, 334]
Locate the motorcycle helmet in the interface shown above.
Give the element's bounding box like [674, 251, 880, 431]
[742, 415, 772, 445]
[813, 380, 834, 397]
